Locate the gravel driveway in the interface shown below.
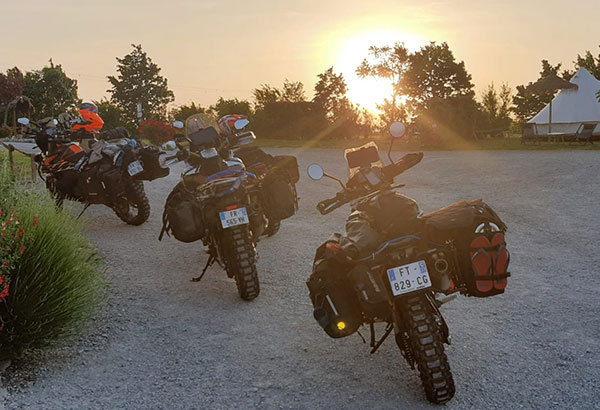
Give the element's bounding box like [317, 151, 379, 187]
[2, 148, 599, 409]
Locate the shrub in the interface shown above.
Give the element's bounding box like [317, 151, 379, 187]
[139, 119, 174, 145]
[0, 164, 104, 359]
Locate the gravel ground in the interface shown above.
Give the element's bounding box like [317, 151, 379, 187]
[2, 148, 600, 410]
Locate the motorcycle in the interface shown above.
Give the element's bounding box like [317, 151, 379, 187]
[306, 122, 510, 404]
[159, 119, 266, 300]
[219, 116, 299, 237]
[17, 116, 169, 225]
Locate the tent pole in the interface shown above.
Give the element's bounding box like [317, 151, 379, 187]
[548, 98, 553, 139]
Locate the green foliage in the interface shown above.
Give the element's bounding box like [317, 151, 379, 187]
[252, 84, 282, 111]
[511, 60, 572, 123]
[575, 46, 600, 78]
[480, 83, 512, 130]
[0, 165, 103, 359]
[281, 80, 306, 103]
[0, 67, 25, 107]
[170, 102, 206, 121]
[93, 98, 123, 131]
[209, 97, 252, 118]
[313, 67, 349, 119]
[404, 42, 475, 112]
[107, 44, 174, 129]
[23, 61, 79, 119]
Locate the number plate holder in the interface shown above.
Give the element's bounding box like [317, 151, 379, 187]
[219, 207, 249, 229]
[127, 160, 144, 176]
[386, 260, 432, 296]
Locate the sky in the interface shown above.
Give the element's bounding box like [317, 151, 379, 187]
[1, 0, 599, 112]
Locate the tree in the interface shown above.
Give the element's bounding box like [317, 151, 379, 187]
[512, 60, 572, 123]
[404, 42, 475, 112]
[252, 84, 281, 111]
[23, 61, 79, 119]
[480, 83, 512, 129]
[93, 98, 123, 131]
[210, 97, 252, 118]
[575, 46, 600, 78]
[0, 67, 25, 107]
[281, 79, 306, 103]
[313, 67, 349, 119]
[107, 44, 174, 129]
[357, 43, 411, 125]
[170, 102, 205, 121]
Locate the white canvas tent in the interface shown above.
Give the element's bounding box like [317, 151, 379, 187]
[528, 67, 600, 136]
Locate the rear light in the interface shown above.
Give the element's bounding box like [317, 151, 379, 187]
[226, 205, 238, 211]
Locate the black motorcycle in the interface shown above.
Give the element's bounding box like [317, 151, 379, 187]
[18, 117, 169, 225]
[306, 122, 510, 404]
[159, 121, 267, 300]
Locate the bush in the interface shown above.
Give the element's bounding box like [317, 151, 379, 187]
[0, 164, 104, 359]
[139, 119, 174, 145]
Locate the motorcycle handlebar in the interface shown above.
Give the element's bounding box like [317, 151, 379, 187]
[316, 152, 424, 215]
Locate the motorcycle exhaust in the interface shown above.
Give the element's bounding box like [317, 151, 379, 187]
[434, 258, 449, 275]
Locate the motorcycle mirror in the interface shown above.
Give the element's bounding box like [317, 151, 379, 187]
[234, 119, 250, 130]
[172, 121, 184, 129]
[162, 140, 177, 151]
[389, 122, 406, 138]
[17, 117, 30, 126]
[307, 164, 324, 181]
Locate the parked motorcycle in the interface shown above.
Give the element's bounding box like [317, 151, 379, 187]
[18, 112, 169, 225]
[216, 114, 299, 236]
[159, 119, 266, 300]
[306, 122, 510, 404]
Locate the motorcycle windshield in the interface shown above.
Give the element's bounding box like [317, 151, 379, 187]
[185, 113, 219, 138]
[344, 142, 383, 179]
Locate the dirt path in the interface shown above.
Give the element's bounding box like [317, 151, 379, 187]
[3, 149, 600, 409]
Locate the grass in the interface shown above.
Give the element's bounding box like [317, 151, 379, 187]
[0, 162, 104, 359]
[253, 135, 600, 151]
[0, 150, 34, 178]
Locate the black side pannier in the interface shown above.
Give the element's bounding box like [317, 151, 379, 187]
[134, 146, 170, 181]
[159, 183, 204, 243]
[307, 236, 362, 339]
[261, 177, 297, 221]
[271, 155, 299, 184]
[235, 146, 273, 167]
[421, 199, 510, 298]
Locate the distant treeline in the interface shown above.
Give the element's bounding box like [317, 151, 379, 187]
[2, 44, 600, 142]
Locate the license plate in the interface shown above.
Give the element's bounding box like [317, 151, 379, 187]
[387, 260, 432, 296]
[219, 207, 249, 229]
[128, 160, 144, 176]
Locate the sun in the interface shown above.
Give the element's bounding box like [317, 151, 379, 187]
[331, 29, 423, 112]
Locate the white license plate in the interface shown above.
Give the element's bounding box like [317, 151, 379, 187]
[219, 207, 249, 229]
[387, 260, 432, 296]
[128, 160, 144, 176]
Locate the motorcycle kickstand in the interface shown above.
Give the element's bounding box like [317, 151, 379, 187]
[191, 255, 215, 282]
[370, 323, 393, 354]
[77, 203, 91, 219]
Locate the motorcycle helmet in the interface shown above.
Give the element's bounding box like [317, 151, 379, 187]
[218, 114, 248, 136]
[72, 102, 104, 133]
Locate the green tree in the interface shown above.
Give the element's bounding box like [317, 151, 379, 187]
[252, 84, 281, 111]
[575, 46, 600, 78]
[107, 44, 174, 129]
[480, 83, 513, 131]
[281, 79, 306, 102]
[93, 98, 123, 131]
[404, 42, 475, 112]
[210, 97, 252, 118]
[0, 67, 25, 107]
[356, 43, 410, 125]
[512, 60, 572, 123]
[23, 61, 79, 119]
[313, 67, 349, 119]
[170, 102, 205, 121]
